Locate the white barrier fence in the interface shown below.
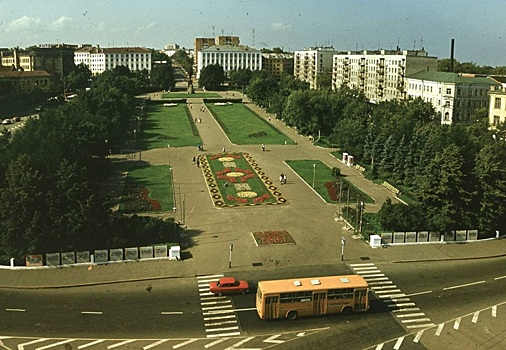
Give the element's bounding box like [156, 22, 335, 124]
[24, 245, 181, 267]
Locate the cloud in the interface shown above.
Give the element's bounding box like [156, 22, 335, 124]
[272, 22, 291, 30]
[51, 16, 72, 28]
[136, 22, 157, 32]
[8, 16, 41, 30]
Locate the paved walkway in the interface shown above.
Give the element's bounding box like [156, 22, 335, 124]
[1, 91, 505, 289]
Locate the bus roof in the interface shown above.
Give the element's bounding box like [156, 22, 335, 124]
[257, 275, 368, 294]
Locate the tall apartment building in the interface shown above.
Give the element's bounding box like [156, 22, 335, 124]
[489, 76, 506, 128]
[262, 53, 294, 76]
[332, 49, 437, 102]
[406, 71, 498, 124]
[197, 45, 262, 79]
[294, 47, 337, 89]
[74, 46, 152, 75]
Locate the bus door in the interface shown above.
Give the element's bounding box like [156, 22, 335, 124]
[264, 295, 279, 319]
[354, 289, 368, 311]
[312, 291, 327, 315]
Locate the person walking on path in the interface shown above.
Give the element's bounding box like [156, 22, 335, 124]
[196, 157, 200, 168]
[283, 174, 287, 184]
[280, 173, 284, 185]
[261, 143, 265, 152]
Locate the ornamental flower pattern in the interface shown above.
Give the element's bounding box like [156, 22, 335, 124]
[200, 152, 288, 208]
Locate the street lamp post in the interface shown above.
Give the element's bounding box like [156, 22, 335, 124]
[312, 163, 316, 188]
[284, 141, 287, 161]
[167, 144, 171, 166]
[341, 236, 346, 261]
[229, 242, 233, 268]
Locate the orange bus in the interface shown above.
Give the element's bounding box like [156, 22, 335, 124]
[256, 275, 369, 320]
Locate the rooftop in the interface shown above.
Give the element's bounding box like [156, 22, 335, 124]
[407, 71, 499, 85]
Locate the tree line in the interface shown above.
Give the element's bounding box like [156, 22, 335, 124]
[236, 69, 506, 235]
[0, 62, 181, 265]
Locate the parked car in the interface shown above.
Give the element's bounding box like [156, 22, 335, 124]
[209, 277, 249, 296]
[1, 119, 12, 125]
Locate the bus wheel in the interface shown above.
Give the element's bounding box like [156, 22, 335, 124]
[287, 311, 298, 320]
[342, 306, 353, 315]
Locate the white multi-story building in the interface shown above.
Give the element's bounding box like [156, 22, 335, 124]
[332, 49, 437, 102]
[294, 47, 337, 89]
[196, 45, 262, 79]
[488, 77, 506, 128]
[406, 71, 498, 124]
[74, 46, 152, 75]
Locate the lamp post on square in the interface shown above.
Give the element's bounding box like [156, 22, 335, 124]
[312, 163, 316, 188]
[341, 236, 346, 261]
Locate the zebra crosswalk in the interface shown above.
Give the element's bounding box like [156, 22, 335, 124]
[350, 263, 436, 330]
[196, 274, 243, 338]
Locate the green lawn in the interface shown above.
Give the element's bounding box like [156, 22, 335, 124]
[286, 159, 374, 204]
[206, 103, 294, 145]
[162, 92, 221, 99]
[119, 164, 174, 213]
[139, 103, 201, 149]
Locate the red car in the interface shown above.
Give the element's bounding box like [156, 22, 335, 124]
[209, 277, 249, 296]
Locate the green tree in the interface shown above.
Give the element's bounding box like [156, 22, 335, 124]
[229, 68, 253, 90]
[171, 50, 193, 78]
[151, 53, 174, 91]
[199, 64, 226, 90]
[415, 144, 472, 231]
[64, 63, 93, 92]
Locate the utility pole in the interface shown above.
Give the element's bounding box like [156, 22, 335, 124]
[228, 242, 233, 268]
[341, 237, 346, 261]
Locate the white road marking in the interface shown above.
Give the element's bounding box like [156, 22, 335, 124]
[374, 343, 384, 350]
[472, 311, 480, 323]
[365, 277, 389, 281]
[401, 318, 431, 323]
[263, 334, 284, 344]
[81, 311, 102, 315]
[435, 323, 445, 336]
[203, 310, 235, 316]
[224, 337, 256, 350]
[200, 296, 228, 301]
[107, 339, 135, 349]
[5, 308, 25, 312]
[371, 285, 397, 290]
[388, 302, 415, 307]
[405, 290, 432, 297]
[207, 331, 241, 338]
[406, 323, 436, 329]
[396, 313, 425, 318]
[234, 307, 257, 312]
[201, 300, 232, 306]
[443, 280, 485, 290]
[205, 320, 238, 327]
[494, 275, 506, 280]
[492, 305, 497, 317]
[352, 266, 379, 270]
[360, 274, 385, 278]
[142, 339, 169, 350]
[204, 315, 236, 321]
[374, 289, 402, 294]
[379, 293, 406, 298]
[161, 311, 183, 315]
[367, 281, 393, 285]
[393, 336, 404, 350]
[35, 339, 76, 350]
[18, 339, 48, 350]
[205, 326, 239, 333]
[413, 330, 424, 343]
[392, 308, 420, 313]
[172, 339, 198, 349]
[453, 318, 461, 330]
[197, 275, 224, 279]
[202, 305, 233, 311]
[204, 338, 228, 348]
[77, 339, 105, 349]
[356, 270, 382, 275]
[350, 263, 375, 266]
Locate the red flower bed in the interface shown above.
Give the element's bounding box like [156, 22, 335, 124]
[253, 194, 271, 203]
[252, 230, 295, 245]
[140, 188, 162, 211]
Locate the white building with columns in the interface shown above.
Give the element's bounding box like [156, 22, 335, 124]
[196, 45, 262, 79]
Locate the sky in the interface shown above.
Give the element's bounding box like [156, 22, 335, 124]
[1, 0, 505, 66]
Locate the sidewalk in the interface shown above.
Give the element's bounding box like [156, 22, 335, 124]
[1, 91, 504, 289]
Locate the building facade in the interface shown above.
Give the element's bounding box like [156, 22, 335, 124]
[74, 46, 152, 75]
[332, 49, 437, 102]
[197, 45, 262, 79]
[294, 47, 337, 89]
[262, 53, 294, 76]
[489, 78, 506, 128]
[0, 70, 51, 93]
[406, 71, 498, 124]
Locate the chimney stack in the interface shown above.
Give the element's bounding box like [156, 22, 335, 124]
[450, 39, 455, 73]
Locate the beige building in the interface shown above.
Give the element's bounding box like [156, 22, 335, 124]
[489, 77, 506, 128]
[294, 47, 337, 89]
[0, 70, 51, 93]
[406, 71, 498, 124]
[332, 49, 437, 102]
[74, 46, 152, 75]
[261, 53, 294, 76]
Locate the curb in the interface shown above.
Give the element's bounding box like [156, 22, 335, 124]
[0, 275, 184, 290]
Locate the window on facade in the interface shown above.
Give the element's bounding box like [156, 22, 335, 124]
[494, 115, 501, 126]
[446, 88, 452, 95]
[445, 101, 450, 107]
[495, 97, 501, 109]
[457, 88, 462, 96]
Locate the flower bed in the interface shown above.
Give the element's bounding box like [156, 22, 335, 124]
[201, 152, 288, 207]
[252, 230, 295, 246]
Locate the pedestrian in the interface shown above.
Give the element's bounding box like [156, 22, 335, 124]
[195, 117, 198, 122]
[222, 146, 226, 153]
[197, 144, 201, 151]
[283, 174, 287, 184]
[268, 116, 271, 122]
[262, 144, 265, 152]
[192, 155, 196, 163]
[196, 158, 200, 168]
[280, 173, 284, 185]
[199, 118, 202, 123]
